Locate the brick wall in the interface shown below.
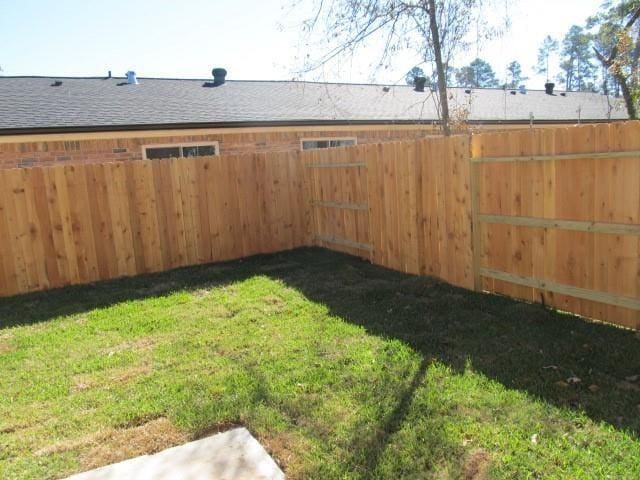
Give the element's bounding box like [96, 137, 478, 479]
[0, 126, 437, 169]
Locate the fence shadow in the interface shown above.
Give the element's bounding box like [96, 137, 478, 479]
[1, 246, 638, 441]
[0, 251, 302, 329]
[268, 248, 640, 439]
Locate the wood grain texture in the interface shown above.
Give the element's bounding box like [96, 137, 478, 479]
[0, 154, 309, 296]
[472, 121, 640, 329]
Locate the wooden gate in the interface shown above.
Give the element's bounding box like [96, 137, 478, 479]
[302, 145, 371, 259]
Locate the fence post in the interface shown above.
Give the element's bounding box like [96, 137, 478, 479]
[468, 134, 482, 291]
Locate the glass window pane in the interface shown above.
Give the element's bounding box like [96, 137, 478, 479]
[145, 147, 181, 159]
[183, 145, 217, 157]
[196, 145, 217, 156]
[302, 139, 355, 150]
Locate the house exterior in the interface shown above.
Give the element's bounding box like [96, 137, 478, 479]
[0, 72, 628, 169]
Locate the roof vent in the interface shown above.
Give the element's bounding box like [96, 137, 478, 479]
[51, 80, 63, 87]
[212, 68, 227, 87]
[519, 85, 527, 94]
[414, 76, 427, 92]
[382, 86, 390, 92]
[510, 90, 517, 95]
[126, 71, 139, 85]
[544, 82, 555, 95]
[464, 89, 472, 94]
[560, 92, 567, 97]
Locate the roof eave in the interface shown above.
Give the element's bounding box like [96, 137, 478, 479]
[0, 118, 627, 136]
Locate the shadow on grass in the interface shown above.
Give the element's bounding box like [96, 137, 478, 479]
[1, 247, 639, 442]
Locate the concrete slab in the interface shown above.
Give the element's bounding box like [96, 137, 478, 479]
[65, 427, 284, 480]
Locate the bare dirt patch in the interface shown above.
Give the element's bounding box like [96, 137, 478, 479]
[262, 294, 287, 314]
[464, 448, 490, 480]
[102, 337, 156, 356]
[82, 418, 186, 470]
[73, 363, 153, 392]
[260, 431, 310, 480]
[192, 421, 243, 440]
[110, 364, 152, 384]
[0, 340, 15, 354]
[36, 418, 187, 471]
[0, 421, 31, 434]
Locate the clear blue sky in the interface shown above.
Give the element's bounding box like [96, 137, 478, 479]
[0, 0, 603, 87]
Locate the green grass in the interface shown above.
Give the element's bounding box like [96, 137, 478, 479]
[1, 247, 639, 479]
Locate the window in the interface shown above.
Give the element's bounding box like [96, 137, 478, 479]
[143, 142, 219, 160]
[300, 137, 357, 150]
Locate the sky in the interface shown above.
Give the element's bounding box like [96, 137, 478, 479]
[0, 0, 604, 88]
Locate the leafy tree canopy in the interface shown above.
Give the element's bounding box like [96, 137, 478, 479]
[455, 58, 499, 88]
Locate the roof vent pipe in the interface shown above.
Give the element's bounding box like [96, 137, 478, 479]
[413, 76, 427, 92]
[212, 68, 227, 86]
[544, 82, 555, 95]
[126, 71, 139, 85]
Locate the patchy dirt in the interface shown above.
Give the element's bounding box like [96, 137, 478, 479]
[262, 294, 287, 314]
[260, 431, 311, 480]
[101, 337, 156, 356]
[0, 340, 15, 354]
[191, 421, 243, 441]
[72, 363, 153, 392]
[36, 417, 187, 471]
[464, 449, 491, 480]
[111, 364, 153, 383]
[191, 288, 212, 298]
[0, 422, 31, 434]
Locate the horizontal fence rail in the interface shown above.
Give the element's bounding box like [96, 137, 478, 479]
[472, 149, 640, 163]
[478, 214, 640, 236]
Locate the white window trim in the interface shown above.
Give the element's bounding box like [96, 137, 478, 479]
[299, 137, 358, 150]
[141, 141, 220, 160]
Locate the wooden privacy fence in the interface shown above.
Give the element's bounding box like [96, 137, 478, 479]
[0, 153, 310, 296]
[301, 137, 473, 290]
[471, 122, 640, 330]
[301, 122, 639, 329]
[0, 121, 638, 330]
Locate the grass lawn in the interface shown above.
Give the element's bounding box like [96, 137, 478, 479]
[1, 247, 639, 479]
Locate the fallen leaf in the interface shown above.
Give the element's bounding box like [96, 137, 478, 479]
[542, 365, 558, 370]
[566, 376, 581, 385]
[555, 381, 569, 388]
[530, 433, 538, 444]
[588, 384, 600, 393]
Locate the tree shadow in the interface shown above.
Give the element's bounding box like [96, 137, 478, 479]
[1, 246, 638, 443]
[266, 249, 640, 439]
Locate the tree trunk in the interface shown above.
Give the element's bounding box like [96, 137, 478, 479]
[616, 72, 638, 119]
[594, 47, 638, 120]
[427, 0, 451, 136]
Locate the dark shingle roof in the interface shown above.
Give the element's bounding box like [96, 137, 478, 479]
[0, 76, 628, 132]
